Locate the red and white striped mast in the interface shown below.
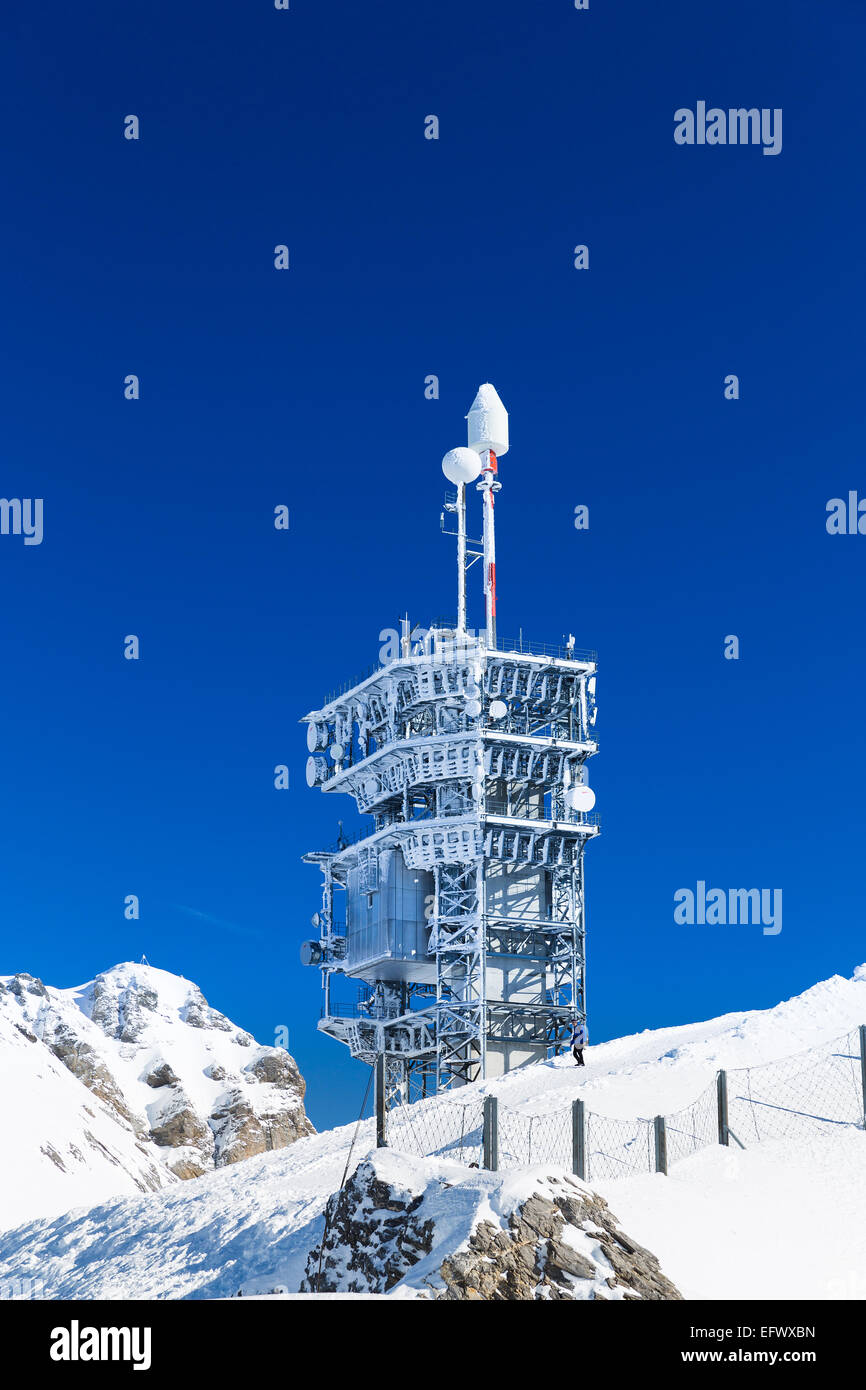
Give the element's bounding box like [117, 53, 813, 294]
[467, 384, 509, 650]
[441, 383, 510, 646]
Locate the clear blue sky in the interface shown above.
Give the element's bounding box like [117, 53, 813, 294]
[2, 1, 865, 1130]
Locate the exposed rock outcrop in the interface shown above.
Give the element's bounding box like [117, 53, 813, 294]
[439, 1185, 682, 1301]
[300, 1160, 436, 1293]
[301, 1154, 682, 1301]
[144, 1061, 178, 1088]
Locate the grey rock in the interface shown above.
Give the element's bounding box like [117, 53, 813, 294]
[149, 1100, 210, 1150]
[545, 1238, 596, 1281]
[247, 1050, 306, 1096]
[144, 1061, 178, 1089]
[7, 973, 48, 999]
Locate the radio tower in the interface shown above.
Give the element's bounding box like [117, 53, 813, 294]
[301, 385, 599, 1110]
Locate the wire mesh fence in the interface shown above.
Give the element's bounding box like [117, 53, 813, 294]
[498, 1104, 572, 1170]
[585, 1111, 655, 1180]
[388, 1094, 484, 1166]
[384, 1027, 866, 1180]
[726, 1029, 863, 1148]
[664, 1080, 719, 1168]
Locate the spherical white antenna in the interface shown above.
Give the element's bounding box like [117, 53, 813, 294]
[567, 784, 596, 812]
[442, 447, 482, 485]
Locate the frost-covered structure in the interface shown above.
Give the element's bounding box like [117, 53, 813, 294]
[301, 385, 599, 1106]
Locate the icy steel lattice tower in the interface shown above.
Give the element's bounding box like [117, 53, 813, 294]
[301, 385, 599, 1108]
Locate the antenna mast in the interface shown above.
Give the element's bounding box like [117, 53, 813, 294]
[467, 384, 508, 648]
[442, 383, 509, 643]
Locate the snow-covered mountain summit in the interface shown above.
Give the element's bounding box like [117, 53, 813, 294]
[0, 961, 313, 1228]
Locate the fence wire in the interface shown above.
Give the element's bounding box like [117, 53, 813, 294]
[727, 1029, 862, 1147]
[585, 1111, 654, 1180]
[665, 1080, 719, 1168]
[498, 1104, 572, 1171]
[388, 1094, 484, 1166]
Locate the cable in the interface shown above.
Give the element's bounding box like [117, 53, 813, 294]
[315, 1062, 376, 1292]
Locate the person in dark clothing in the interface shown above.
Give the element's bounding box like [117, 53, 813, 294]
[571, 1021, 587, 1066]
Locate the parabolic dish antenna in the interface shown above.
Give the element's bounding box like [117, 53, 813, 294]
[306, 722, 326, 752]
[306, 756, 327, 787]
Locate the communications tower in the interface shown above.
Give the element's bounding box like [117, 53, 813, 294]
[301, 385, 599, 1109]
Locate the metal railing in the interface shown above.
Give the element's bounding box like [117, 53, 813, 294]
[316, 631, 598, 708]
[495, 636, 598, 664]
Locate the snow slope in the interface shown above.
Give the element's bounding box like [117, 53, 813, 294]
[604, 1128, 866, 1301]
[0, 963, 312, 1230]
[0, 999, 173, 1236]
[1, 964, 864, 1300]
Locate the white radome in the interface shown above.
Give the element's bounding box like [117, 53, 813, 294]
[567, 785, 596, 812]
[442, 447, 482, 485]
[466, 382, 509, 457]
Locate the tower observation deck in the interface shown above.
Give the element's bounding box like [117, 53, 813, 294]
[301, 385, 599, 1110]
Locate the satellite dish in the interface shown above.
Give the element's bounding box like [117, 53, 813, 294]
[465, 683, 480, 700]
[311, 912, 321, 928]
[306, 756, 328, 787]
[567, 785, 596, 812]
[306, 722, 327, 752]
[489, 699, 507, 720]
[442, 447, 482, 485]
[465, 699, 482, 718]
[329, 743, 344, 762]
